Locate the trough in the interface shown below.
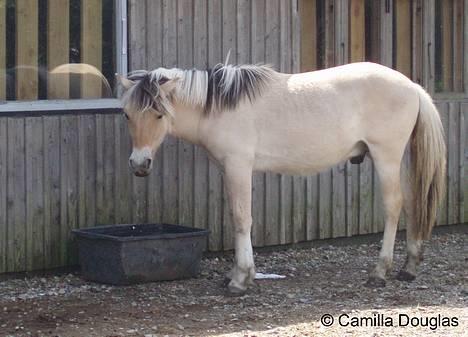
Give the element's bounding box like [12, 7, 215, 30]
[72, 223, 209, 285]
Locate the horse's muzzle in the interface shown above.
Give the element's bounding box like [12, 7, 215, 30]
[129, 155, 153, 177]
[134, 170, 150, 177]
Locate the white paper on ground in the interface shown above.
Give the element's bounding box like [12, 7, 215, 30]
[254, 272, 286, 280]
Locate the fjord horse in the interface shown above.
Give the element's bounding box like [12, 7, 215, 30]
[117, 62, 445, 294]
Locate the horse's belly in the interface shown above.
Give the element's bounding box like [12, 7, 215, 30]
[253, 141, 364, 175]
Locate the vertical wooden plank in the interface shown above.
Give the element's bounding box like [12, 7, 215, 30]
[452, 0, 464, 92]
[332, 164, 346, 237]
[379, 0, 393, 67]
[319, 170, 332, 238]
[349, 0, 365, 62]
[0, 1, 5, 100]
[43, 117, 61, 268]
[373, 162, 385, 232]
[394, 0, 411, 77]
[177, 0, 194, 227]
[291, 0, 301, 73]
[465, 1, 468, 94]
[334, 0, 348, 65]
[264, 0, 281, 245]
[457, 102, 463, 222]
[0, 119, 7, 273]
[147, 135, 164, 223]
[117, 115, 133, 224]
[95, 115, 105, 223]
[16, 0, 38, 100]
[95, 115, 115, 225]
[25, 117, 44, 270]
[78, 115, 96, 229]
[193, 0, 209, 239]
[104, 115, 116, 223]
[437, 102, 448, 225]
[6, 118, 26, 272]
[237, 0, 250, 63]
[251, 0, 266, 247]
[146, 0, 163, 70]
[206, 0, 223, 251]
[366, 0, 381, 63]
[47, 0, 69, 99]
[346, 161, 360, 236]
[129, 0, 147, 69]
[221, 0, 237, 250]
[305, 175, 318, 240]
[81, 0, 103, 98]
[292, 177, 305, 243]
[447, 102, 460, 224]
[359, 156, 373, 234]
[161, 0, 178, 226]
[412, 0, 423, 84]
[423, 0, 435, 93]
[440, 0, 453, 92]
[300, 0, 317, 71]
[60, 116, 79, 265]
[324, 0, 335, 68]
[462, 103, 468, 223]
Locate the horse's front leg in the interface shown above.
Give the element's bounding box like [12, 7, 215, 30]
[223, 159, 255, 294]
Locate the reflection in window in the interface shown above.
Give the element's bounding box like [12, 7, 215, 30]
[435, 0, 464, 93]
[1, 0, 115, 101]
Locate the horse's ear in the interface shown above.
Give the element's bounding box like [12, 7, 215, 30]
[115, 73, 135, 90]
[159, 77, 180, 94]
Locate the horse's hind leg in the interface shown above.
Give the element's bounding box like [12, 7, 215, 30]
[397, 185, 423, 281]
[365, 147, 404, 287]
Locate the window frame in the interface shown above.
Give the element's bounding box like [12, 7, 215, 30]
[0, 0, 127, 114]
[432, 0, 468, 100]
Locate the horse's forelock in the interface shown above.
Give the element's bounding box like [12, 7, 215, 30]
[123, 71, 163, 114]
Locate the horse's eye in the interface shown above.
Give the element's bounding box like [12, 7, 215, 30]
[124, 113, 129, 120]
[157, 115, 163, 119]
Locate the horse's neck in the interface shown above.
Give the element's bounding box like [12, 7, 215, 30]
[169, 103, 203, 145]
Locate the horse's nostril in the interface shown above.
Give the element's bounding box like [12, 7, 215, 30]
[129, 158, 136, 169]
[143, 158, 152, 169]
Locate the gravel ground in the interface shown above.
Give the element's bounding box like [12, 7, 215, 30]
[0, 228, 466, 337]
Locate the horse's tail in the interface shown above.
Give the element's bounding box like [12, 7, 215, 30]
[409, 85, 446, 240]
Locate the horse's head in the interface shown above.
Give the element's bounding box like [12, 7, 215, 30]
[117, 71, 179, 177]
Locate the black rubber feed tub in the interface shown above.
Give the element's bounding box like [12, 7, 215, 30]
[72, 223, 210, 285]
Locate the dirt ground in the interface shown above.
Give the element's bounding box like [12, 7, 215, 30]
[0, 226, 466, 337]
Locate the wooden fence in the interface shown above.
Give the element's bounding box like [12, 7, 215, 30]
[0, 101, 466, 274]
[0, 0, 466, 273]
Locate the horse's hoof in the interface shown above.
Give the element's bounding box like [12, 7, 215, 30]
[222, 276, 231, 287]
[396, 270, 416, 282]
[365, 276, 386, 288]
[226, 283, 247, 297]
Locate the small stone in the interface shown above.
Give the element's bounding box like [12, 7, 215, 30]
[126, 329, 137, 334]
[176, 323, 185, 330]
[58, 289, 66, 295]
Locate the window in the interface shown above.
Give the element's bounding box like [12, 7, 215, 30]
[434, 0, 465, 93]
[0, 0, 126, 102]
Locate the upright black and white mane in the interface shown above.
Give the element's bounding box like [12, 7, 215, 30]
[123, 64, 274, 115]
